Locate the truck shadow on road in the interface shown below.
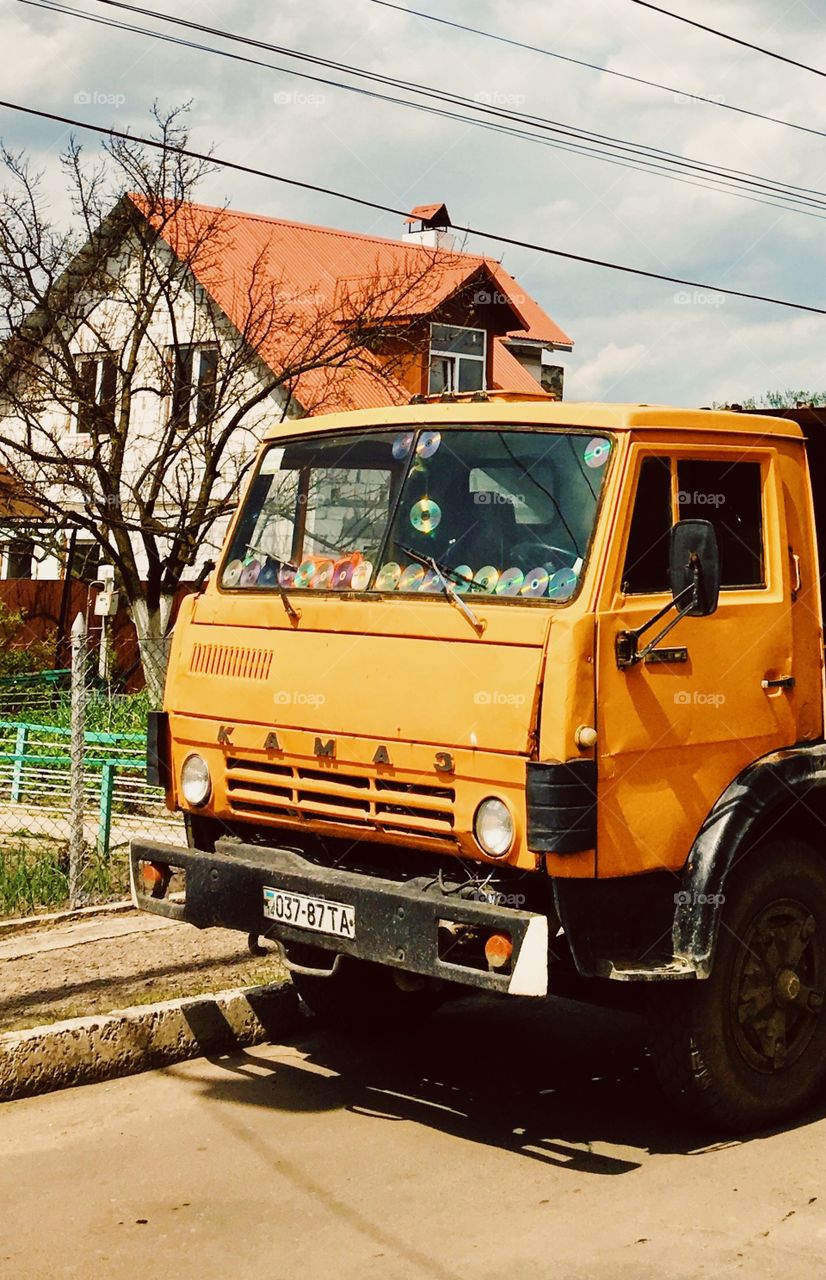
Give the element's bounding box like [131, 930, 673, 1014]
[193, 992, 760, 1174]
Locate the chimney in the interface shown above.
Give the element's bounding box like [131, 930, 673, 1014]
[403, 202, 455, 251]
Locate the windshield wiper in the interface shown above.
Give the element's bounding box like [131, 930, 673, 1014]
[399, 545, 487, 636]
[246, 545, 301, 623]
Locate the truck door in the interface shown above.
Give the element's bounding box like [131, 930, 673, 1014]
[595, 445, 803, 878]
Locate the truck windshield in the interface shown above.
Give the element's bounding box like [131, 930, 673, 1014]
[221, 426, 612, 602]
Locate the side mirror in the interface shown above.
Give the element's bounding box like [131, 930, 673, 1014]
[670, 520, 720, 617]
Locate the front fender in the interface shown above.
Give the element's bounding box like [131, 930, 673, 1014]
[675, 741, 826, 976]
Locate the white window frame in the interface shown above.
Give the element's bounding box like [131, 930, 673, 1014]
[428, 324, 486, 394]
[72, 352, 118, 435]
[170, 343, 220, 427]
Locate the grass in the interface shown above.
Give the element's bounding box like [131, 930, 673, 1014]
[16, 689, 153, 736]
[0, 840, 131, 918]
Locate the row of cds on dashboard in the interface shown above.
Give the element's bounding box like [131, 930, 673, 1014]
[223, 553, 579, 599]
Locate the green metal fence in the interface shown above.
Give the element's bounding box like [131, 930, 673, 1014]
[0, 718, 179, 855]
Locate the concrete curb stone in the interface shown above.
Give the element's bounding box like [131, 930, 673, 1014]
[0, 981, 300, 1102]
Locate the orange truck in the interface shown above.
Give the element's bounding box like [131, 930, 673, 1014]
[131, 394, 826, 1131]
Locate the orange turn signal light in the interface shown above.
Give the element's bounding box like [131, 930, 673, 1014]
[140, 861, 169, 897]
[484, 932, 513, 969]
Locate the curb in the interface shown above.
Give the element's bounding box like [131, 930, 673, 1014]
[0, 981, 301, 1102]
[0, 900, 135, 939]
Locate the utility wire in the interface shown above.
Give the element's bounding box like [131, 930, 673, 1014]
[1, 96, 826, 318]
[21, 0, 826, 223]
[38, 0, 826, 216]
[371, 0, 826, 143]
[630, 0, 826, 80]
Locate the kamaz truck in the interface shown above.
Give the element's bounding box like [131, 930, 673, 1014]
[131, 394, 826, 1131]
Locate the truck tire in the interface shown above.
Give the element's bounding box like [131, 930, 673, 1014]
[648, 837, 826, 1132]
[287, 949, 442, 1030]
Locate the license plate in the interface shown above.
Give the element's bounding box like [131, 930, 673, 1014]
[263, 887, 356, 939]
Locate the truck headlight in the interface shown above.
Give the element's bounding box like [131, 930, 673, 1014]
[181, 753, 211, 807]
[474, 797, 514, 858]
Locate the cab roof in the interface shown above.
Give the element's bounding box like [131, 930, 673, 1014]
[264, 399, 803, 442]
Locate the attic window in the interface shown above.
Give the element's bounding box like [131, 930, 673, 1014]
[75, 354, 118, 434]
[170, 344, 219, 426]
[428, 324, 486, 394]
[1, 536, 34, 580]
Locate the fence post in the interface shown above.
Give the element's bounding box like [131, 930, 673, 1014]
[97, 761, 115, 857]
[10, 723, 27, 803]
[68, 612, 87, 910]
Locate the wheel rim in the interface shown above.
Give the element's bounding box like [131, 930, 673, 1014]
[731, 896, 826, 1074]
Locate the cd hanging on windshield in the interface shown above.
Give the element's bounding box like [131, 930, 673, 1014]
[399, 564, 425, 592]
[521, 567, 549, 598]
[496, 568, 524, 596]
[375, 562, 402, 591]
[351, 560, 373, 590]
[258, 561, 278, 587]
[392, 431, 414, 460]
[585, 437, 611, 469]
[278, 563, 296, 589]
[419, 568, 442, 593]
[240, 560, 261, 587]
[417, 430, 441, 459]
[223, 559, 244, 588]
[548, 568, 579, 600]
[452, 565, 474, 594]
[474, 565, 500, 593]
[410, 498, 441, 534]
[294, 560, 315, 589]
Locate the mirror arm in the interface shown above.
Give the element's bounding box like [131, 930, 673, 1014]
[616, 575, 698, 670]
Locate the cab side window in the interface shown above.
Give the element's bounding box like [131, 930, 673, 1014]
[677, 460, 764, 588]
[621, 455, 672, 594]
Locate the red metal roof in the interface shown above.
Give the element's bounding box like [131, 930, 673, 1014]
[128, 196, 572, 412]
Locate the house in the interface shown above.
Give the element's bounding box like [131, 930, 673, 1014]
[0, 195, 573, 583]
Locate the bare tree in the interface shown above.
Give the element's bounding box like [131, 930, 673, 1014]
[0, 107, 451, 701]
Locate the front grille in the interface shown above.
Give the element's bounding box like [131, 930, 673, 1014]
[225, 756, 455, 839]
[190, 643, 273, 681]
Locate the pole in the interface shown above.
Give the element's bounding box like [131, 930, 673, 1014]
[68, 611, 87, 909]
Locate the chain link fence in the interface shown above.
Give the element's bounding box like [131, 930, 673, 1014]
[0, 611, 182, 917]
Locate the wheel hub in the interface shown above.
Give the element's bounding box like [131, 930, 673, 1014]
[731, 900, 825, 1074]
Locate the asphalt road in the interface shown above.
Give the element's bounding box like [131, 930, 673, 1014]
[4, 993, 826, 1280]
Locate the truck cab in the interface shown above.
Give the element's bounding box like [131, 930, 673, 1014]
[133, 396, 826, 1131]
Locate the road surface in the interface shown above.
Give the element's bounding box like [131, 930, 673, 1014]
[3, 993, 826, 1279]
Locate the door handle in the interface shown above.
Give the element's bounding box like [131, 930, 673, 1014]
[761, 676, 795, 690]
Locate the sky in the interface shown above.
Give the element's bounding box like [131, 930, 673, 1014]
[2, 0, 826, 406]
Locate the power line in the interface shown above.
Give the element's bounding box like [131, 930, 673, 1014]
[371, 0, 826, 143]
[1, 96, 825, 318]
[630, 0, 826, 79]
[30, 0, 826, 221]
[39, 0, 826, 218]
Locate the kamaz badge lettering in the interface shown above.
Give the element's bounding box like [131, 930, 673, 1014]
[315, 737, 336, 759]
[434, 751, 455, 774]
[264, 731, 282, 751]
[373, 745, 392, 766]
[217, 725, 234, 745]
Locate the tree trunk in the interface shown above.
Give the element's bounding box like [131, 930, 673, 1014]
[130, 595, 175, 706]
